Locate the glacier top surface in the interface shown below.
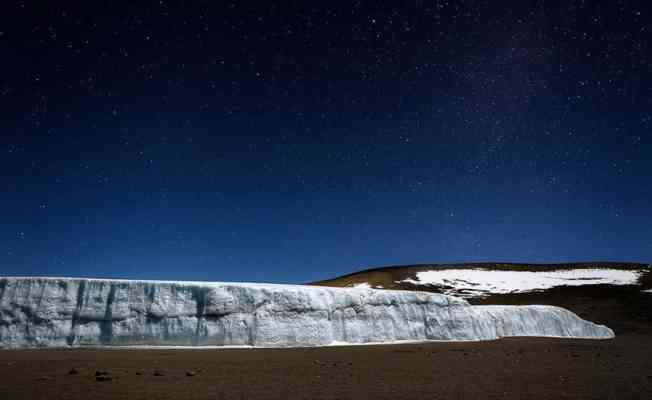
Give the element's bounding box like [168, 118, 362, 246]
[0, 275, 458, 299]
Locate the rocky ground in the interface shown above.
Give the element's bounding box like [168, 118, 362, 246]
[0, 333, 650, 399]
[1, 277, 651, 399]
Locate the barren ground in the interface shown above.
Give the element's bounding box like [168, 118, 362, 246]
[1, 284, 650, 399]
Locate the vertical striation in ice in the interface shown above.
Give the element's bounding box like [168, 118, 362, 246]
[0, 277, 614, 348]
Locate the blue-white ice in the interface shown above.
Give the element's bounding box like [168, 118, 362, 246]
[0, 277, 614, 348]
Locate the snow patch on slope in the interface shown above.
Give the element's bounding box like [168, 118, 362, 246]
[399, 268, 642, 298]
[349, 282, 383, 289]
[350, 282, 372, 289]
[0, 277, 614, 348]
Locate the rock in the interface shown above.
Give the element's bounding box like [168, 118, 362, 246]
[68, 368, 79, 375]
[95, 370, 109, 377]
[153, 371, 165, 377]
[186, 371, 196, 377]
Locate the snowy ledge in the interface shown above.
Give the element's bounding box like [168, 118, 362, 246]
[0, 277, 614, 348]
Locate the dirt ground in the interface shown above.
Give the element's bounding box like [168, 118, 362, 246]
[1, 285, 650, 399]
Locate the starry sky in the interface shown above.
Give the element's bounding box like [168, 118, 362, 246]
[1, 1, 651, 283]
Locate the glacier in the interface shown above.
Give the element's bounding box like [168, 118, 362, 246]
[0, 277, 614, 348]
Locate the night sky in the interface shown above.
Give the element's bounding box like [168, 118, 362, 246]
[1, 2, 651, 283]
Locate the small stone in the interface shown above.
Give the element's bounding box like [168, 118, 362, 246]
[36, 376, 53, 381]
[68, 368, 79, 375]
[153, 371, 165, 377]
[135, 371, 143, 376]
[96, 375, 112, 382]
[186, 371, 196, 377]
[95, 370, 109, 377]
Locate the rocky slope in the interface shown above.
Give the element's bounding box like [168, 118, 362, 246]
[314, 262, 651, 298]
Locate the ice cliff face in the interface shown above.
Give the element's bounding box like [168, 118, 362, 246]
[0, 277, 614, 348]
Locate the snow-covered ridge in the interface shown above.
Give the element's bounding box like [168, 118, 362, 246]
[399, 268, 643, 298]
[0, 277, 613, 348]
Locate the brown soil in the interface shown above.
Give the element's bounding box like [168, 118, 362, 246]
[1, 283, 651, 399]
[0, 334, 650, 399]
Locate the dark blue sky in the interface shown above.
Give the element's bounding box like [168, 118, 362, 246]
[1, 2, 651, 283]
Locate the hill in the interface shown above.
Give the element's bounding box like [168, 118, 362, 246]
[312, 262, 652, 335]
[313, 262, 650, 294]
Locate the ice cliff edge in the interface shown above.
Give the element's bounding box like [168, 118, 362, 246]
[0, 277, 614, 348]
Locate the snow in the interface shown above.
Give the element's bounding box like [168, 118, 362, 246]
[349, 282, 383, 289]
[350, 282, 372, 289]
[399, 268, 642, 298]
[0, 277, 614, 348]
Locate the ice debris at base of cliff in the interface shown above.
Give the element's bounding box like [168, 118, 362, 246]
[0, 277, 614, 348]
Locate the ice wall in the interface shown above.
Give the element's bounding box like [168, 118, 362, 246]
[0, 277, 614, 348]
